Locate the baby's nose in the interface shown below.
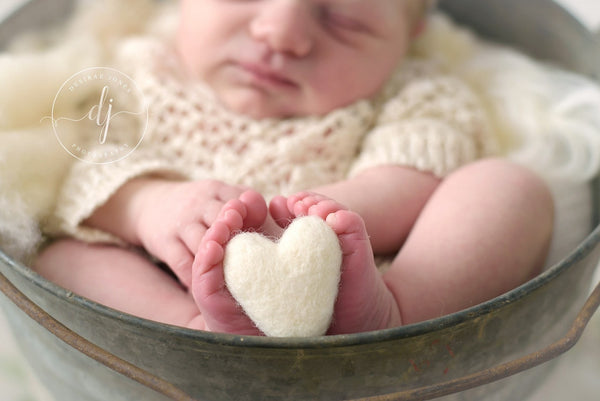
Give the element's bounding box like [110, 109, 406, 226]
[249, 1, 314, 57]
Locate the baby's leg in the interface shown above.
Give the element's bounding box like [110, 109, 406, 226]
[35, 240, 206, 329]
[271, 193, 402, 334]
[384, 159, 554, 324]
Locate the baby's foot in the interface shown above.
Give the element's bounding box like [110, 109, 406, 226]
[191, 191, 266, 335]
[271, 192, 402, 334]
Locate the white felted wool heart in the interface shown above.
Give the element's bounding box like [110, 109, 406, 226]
[223, 216, 342, 337]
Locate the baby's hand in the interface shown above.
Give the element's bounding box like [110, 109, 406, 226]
[133, 179, 267, 288]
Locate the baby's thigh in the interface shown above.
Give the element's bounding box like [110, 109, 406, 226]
[34, 240, 198, 325]
[35, 239, 146, 290]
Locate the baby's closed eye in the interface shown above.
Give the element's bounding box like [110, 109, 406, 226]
[319, 6, 371, 34]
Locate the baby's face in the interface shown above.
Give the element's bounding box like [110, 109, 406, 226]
[177, 0, 419, 119]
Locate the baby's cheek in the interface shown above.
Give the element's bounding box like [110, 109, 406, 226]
[175, 33, 201, 72]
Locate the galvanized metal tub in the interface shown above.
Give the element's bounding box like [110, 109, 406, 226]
[0, 0, 599, 400]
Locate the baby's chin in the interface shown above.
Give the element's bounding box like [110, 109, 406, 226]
[224, 101, 287, 120]
[215, 85, 356, 120]
[217, 88, 301, 120]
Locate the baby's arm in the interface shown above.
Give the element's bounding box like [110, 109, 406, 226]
[306, 165, 440, 254]
[84, 177, 267, 288]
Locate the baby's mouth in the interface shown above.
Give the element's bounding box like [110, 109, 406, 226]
[234, 62, 298, 89]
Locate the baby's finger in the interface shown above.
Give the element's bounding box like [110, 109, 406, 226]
[201, 199, 230, 227]
[161, 239, 194, 288]
[216, 183, 247, 203]
[179, 222, 207, 255]
[239, 190, 268, 229]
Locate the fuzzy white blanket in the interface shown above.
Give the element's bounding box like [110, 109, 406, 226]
[0, 0, 599, 264]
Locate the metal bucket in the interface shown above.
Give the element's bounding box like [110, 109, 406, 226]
[0, 0, 599, 400]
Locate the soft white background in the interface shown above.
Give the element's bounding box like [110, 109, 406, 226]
[0, 0, 598, 400]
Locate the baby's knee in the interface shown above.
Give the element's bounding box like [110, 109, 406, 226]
[451, 158, 554, 234]
[490, 159, 554, 251]
[453, 158, 555, 273]
[457, 158, 553, 211]
[480, 158, 554, 219]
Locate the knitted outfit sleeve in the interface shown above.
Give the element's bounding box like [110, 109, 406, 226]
[349, 65, 496, 178]
[46, 145, 193, 244]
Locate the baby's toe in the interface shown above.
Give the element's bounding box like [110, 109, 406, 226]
[285, 192, 319, 216]
[194, 239, 225, 277]
[204, 218, 237, 246]
[269, 196, 294, 228]
[307, 199, 345, 220]
[326, 209, 366, 238]
[285, 192, 346, 219]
